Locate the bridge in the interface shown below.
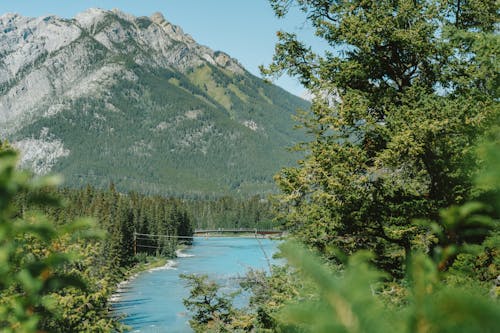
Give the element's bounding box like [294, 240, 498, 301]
[133, 229, 285, 254]
[193, 228, 285, 237]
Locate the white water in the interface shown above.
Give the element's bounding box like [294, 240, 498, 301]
[112, 237, 280, 332]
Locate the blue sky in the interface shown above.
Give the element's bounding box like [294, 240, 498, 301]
[0, 0, 327, 97]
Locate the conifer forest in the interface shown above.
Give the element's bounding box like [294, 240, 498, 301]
[0, 0, 499, 332]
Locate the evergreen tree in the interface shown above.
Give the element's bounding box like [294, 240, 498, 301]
[265, 0, 499, 275]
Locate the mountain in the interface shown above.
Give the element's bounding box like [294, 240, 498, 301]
[0, 8, 309, 197]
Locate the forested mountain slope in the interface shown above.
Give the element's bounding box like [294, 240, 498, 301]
[0, 8, 309, 196]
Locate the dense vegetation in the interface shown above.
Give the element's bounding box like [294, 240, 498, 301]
[185, 195, 275, 230]
[183, 141, 500, 331]
[0, 141, 196, 331]
[182, 0, 499, 332]
[266, 0, 498, 277]
[12, 183, 194, 265]
[0, 138, 278, 331]
[0, 0, 498, 332]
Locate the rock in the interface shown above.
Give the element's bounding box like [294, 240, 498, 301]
[74, 8, 108, 30]
[150, 12, 166, 24]
[0, 8, 308, 197]
[0, 8, 245, 134]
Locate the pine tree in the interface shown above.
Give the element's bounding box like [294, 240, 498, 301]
[265, 0, 499, 275]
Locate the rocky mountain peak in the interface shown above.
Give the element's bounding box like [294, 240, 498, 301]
[74, 7, 107, 29]
[0, 8, 246, 134]
[0, 8, 308, 195]
[150, 12, 166, 24]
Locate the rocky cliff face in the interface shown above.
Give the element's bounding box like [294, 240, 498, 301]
[0, 8, 308, 196]
[1, 9, 243, 132]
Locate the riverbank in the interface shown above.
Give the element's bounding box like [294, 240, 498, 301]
[112, 237, 281, 332]
[109, 256, 178, 304]
[176, 244, 194, 258]
[110, 245, 196, 304]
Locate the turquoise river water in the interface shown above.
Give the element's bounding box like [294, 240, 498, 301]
[112, 237, 280, 332]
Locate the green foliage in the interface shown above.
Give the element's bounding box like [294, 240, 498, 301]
[0, 147, 198, 331]
[37, 241, 122, 332]
[0, 150, 103, 332]
[241, 264, 310, 332]
[423, 133, 500, 290]
[184, 2, 500, 331]
[30, 185, 195, 263]
[416, 201, 496, 271]
[185, 195, 275, 230]
[0, 139, 13, 153]
[184, 240, 498, 333]
[230, 119, 500, 333]
[181, 273, 239, 332]
[265, 0, 499, 276]
[274, 243, 500, 333]
[406, 255, 499, 333]
[278, 243, 397, 333]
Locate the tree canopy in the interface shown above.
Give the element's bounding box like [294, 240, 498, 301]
[264, 0, 499, 275]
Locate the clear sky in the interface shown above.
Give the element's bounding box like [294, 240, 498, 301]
[0, 0, 327, 97]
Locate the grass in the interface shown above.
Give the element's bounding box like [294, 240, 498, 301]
[188, 65, 233, 111]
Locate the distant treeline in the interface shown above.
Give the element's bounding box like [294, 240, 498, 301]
[3, 177, 275, 331]
[15, 183, 195, 269]
[185, 195, 275, 230]
[14, 184, 276, 264]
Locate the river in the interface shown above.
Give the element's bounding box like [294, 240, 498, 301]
[112, 237, 281, 332]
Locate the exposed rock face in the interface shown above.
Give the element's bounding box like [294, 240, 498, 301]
[0, 8, 244, 133]
[0, 8, 308, 196]
[12, 127, 69, 174]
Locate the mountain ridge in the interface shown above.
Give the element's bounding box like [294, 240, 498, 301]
[0, 8, 309, 197]
[0, 8, 248, 132]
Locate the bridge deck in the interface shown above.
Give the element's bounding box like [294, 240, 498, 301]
[194, 228, 283, 234]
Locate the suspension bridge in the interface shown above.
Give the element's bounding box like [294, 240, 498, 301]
[194, 228, 284, 236]
[133, 229, 285, 255]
